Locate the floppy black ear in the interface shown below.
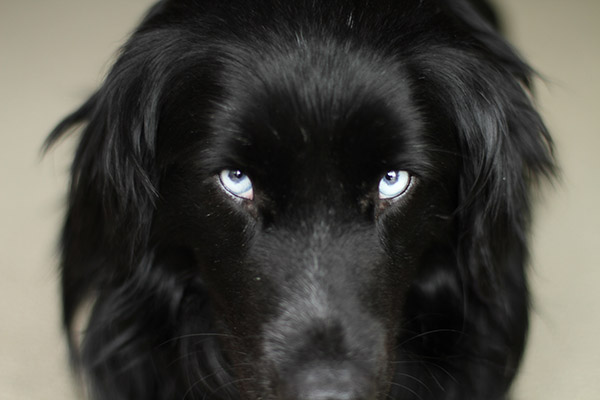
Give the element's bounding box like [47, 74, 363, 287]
[427, 52, 555, 302]
[408, 0, 555, 301]
[46, 27, 211, 254]
[454, 50, 555, 392]
[402, 17, 555, 395]
[419, 0, 555, 306]
[44, 23, 221, 397]
[45, 24, 206, 334]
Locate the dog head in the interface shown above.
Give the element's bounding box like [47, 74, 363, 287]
[47, 1, 554, 399]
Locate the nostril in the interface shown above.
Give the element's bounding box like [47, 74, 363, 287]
[279, 365, 374, 400]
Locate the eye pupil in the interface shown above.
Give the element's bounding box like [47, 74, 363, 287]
[385, 171, 398, 183]
[229, 170, 244, 182]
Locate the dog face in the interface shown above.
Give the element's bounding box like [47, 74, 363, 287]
[155, 42, 459, 398]
[47, 1, 554, 399]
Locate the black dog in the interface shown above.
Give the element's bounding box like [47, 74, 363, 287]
[47, 0, 555, 399]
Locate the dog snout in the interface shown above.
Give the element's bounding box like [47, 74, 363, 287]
[262, 306, 386, 400]
[279, 364, 376, 400]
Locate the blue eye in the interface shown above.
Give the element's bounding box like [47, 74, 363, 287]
[219, 169, 254, 200]
[378, 170, 411, 200]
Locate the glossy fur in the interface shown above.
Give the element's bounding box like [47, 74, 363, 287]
[47, 0, 555, 399]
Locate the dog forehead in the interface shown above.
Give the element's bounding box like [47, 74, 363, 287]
[228, 39, 409, 119]
[209, 39, 420, 168]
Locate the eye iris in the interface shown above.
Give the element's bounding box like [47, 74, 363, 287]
[219, 169, 253, 200]
[379, 170, 411, 200]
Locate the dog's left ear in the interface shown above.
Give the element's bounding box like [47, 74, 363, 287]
[449, 52, 555, 298]
[427, 47, 555, 284]
[434, 1, 556, 302]
[428, 19, 557, 292]
[407, 23, 556, 388]
[413, 33, 556, 308]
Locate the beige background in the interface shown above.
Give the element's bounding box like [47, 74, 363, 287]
[1, 0, 598, 398]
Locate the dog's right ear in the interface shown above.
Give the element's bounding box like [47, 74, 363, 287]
[43, 26, 209, 333]
[44, 25, 207, 260]
[45, 63, 159, 264]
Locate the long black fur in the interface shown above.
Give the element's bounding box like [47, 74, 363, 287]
[46, 0, 555, 399]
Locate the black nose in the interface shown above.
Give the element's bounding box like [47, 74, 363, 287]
[280, 364, 375, 400]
